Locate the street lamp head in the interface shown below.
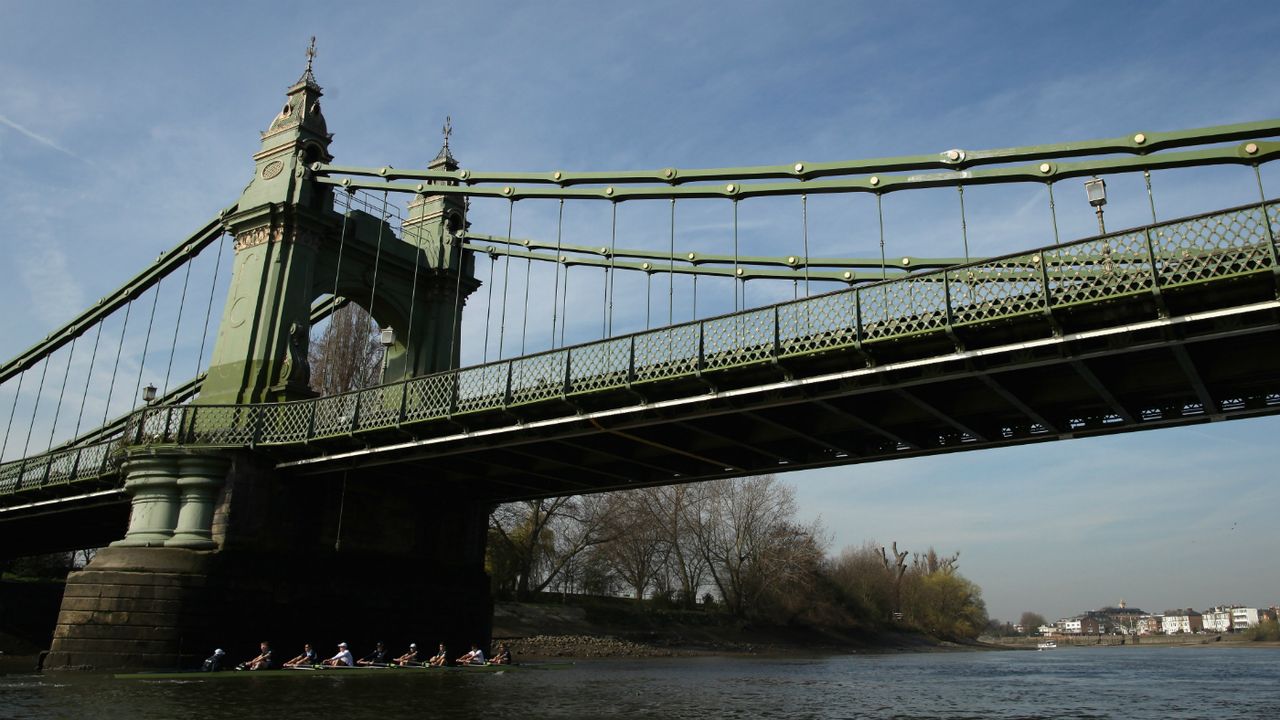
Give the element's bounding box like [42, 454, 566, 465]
[379, 326, 396, 348]
[142, 384, 157, 404]
[1084, 177, 1108, 208]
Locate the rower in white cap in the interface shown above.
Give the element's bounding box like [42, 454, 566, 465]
[323, 641, 354, 667]
[393, 642, 419, 666]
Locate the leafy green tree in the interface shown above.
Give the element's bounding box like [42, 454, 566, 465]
[1244, 619, 1280, 641]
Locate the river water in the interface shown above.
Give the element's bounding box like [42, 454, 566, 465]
[2, 646, 1278, 719]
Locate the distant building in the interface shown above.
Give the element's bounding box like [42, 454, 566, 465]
[1037, 624, 1058, 636]
[1231, 607, 1260, 630]
[1161, 610, 1203, 634]
[1203, 607, 1233, 633]
[1093, 606, 1145, 634]
[1136, 615, 1163, 635]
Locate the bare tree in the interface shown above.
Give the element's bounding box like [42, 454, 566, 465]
[309, 302, 382, 395]
[598, 489, 667, 599]
[688, 475, 808, 617]
[488, 495, 614, 600]
[881, 541, 909, 616]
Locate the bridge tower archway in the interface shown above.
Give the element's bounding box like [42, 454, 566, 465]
[45, 56, 491, 670]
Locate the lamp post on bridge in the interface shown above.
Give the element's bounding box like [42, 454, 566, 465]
[1085, 177, 1107, 235]
[379, 326, 396, 383]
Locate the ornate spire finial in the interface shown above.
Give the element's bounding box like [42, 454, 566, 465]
[442, 116, 453, 151]
[306, 36, 316, 73]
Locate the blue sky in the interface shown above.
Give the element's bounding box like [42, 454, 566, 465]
[2, 1, 1279, 621]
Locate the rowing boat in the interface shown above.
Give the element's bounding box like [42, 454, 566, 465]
[114, 662, 572, 680]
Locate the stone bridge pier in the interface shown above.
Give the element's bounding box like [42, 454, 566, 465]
[46, 448, 492, 669]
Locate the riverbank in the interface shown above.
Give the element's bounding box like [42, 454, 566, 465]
[492, 599, 985, 659]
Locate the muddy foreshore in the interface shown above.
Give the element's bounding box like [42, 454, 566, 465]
[492, 601, 994, 660]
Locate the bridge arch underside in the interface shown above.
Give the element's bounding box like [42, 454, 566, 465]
[270, 270, 1280, 502]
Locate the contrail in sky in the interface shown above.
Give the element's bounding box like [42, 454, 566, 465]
[0, 113, 93, 164]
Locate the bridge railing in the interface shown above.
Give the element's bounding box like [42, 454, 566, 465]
[3, 195, 1274, 491]
[0, 439, 122, 498]
[90, 197, 1278, 452]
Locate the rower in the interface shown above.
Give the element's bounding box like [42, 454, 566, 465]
[456, 643, 485, 666]
[283, 643, 317, 668]
[357, 641, 388, 666]
[392, 643, 419, 666]
[239, 641, 273, 671]
[427, 643, 448, 667]
[202, 648, 225, 672]
[488, 643, 512, 665]
[323, 641, 354, 667]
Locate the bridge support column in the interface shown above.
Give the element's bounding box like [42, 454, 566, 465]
[110, 456, 181, 547]
[166, 456, 231, 549]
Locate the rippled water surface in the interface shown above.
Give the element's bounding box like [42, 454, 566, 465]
[3, 646, 1278, 719]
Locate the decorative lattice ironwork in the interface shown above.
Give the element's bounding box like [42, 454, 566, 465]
[404, 373, 454, 421]
[311, 393, 358, 438]
[180, 405, 240, 445]
[265, 401, 314, 444]
[633, 327, 697, 383]
[702, 308, 775, 370]
[1043, 231, 1154, 310]
[510, 350, 568, 406]
[354, 384, 403, 431]
[1151, 205, 1273, 288]
[456, 364, 507, 413]
[948, 257, 1044, 326]
[778, 291, 857, 358]
[568, 338, 631, 393]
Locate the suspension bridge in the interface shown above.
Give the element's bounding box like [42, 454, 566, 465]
[3, 52, 1279, 668]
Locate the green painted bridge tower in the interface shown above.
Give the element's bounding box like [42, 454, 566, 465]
[46, 55, 489, 670]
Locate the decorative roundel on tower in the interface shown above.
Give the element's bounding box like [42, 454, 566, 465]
[262, 160, 285, 179]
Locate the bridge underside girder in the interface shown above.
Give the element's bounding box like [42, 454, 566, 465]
[268, 272, 1280, 502]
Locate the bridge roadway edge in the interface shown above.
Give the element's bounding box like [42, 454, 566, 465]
[44, 449, 493, 670]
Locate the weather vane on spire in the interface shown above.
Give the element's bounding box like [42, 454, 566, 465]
[305, 36, 317, 72]
[442, 115, 453, 151]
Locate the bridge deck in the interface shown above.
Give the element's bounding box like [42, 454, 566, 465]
[3, 199, 1279, 517]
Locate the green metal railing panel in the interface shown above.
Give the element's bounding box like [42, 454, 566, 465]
[184, 405, 257, 446]
[311, 393, 358, 439]
[404, 373, 454, 422]
[1043, 231, 1155, 311]
[947, 258, 1043, 327]
[353, 384, 401, 432]
[702, 308, 775, 371]
[569, 338, 630, 394]
[778, 292, 860, 358]
[510, 350, 568, 407]
[0, 439, 120, 498]
[1150, 205, 1273, 289]
[456, 365, 507, 413]
[633, 327, 698, 384]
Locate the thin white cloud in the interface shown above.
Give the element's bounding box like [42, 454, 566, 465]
[0, 113, 93, 165]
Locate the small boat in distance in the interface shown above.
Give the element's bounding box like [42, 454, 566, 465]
[1037, 640, 1057, 650]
